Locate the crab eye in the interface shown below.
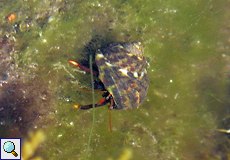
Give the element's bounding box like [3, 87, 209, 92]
[106, 95, 110, 100]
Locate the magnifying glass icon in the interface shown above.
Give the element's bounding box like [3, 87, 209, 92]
[3, 141, 18, 157]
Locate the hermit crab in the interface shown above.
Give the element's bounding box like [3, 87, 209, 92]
[69, 41, 149, 111]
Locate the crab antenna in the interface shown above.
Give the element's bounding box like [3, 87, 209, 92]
[83, 54, 95, 160]
[76, 87, 104, 94]
[109, 109, 112, 132]
[108, 95, 114, 132]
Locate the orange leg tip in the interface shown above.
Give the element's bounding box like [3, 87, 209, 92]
[68, 60, 79, 66]
[73, 104, 80, 109]
[8, 14, 16, 21]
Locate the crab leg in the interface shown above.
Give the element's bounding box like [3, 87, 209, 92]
[108, 95, 115, 132]
[69, 60, 99, 77]
[73, 98, 109, 110]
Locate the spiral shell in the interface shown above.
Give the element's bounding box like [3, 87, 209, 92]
[95, 42, 149, 110]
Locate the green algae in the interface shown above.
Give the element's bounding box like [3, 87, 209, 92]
[1, 0, 230, 159]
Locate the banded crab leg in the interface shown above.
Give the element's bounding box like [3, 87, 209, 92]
[69, 60, 106, 109]
[73, 92, 114, 110]
[73, 98, 109, 110]
[69, 60, 99, 77]
[73, 93, 114, 132]
[69, 60, 114, 131]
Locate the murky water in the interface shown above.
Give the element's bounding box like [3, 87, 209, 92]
[0, 0, 229, 159]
